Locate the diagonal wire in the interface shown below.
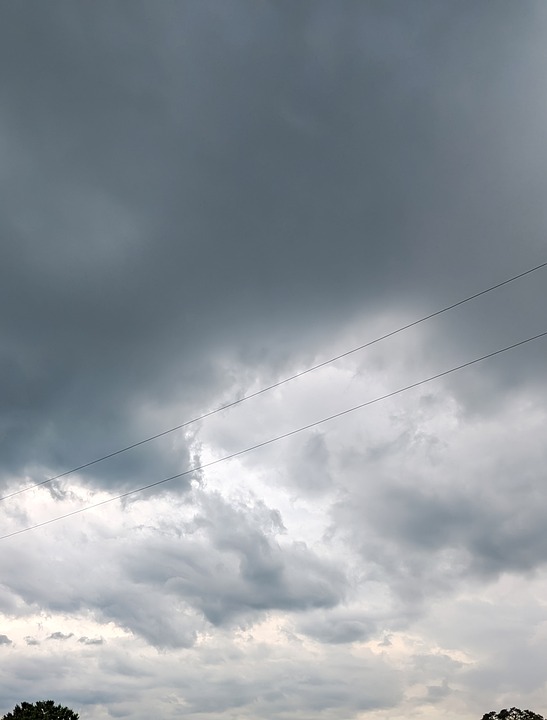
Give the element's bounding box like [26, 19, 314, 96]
[1, 260, 546, 503]
[1, 329, 546, 541]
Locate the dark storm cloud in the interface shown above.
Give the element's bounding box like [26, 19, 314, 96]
[1, 4, 546, 718]
[1, 0, 546, 492]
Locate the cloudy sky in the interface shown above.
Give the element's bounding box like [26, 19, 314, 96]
[1, 2, 547, 719]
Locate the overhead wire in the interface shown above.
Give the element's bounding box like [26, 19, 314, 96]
[1, 260, 546, 504]
[1, 329, 546, 541]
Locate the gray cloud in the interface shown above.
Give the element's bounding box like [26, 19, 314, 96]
[0, 631, 403, 720]
[287, 432, 333, 496]
[1, 2, 547, 719]
[1, 0, 546, 494]
[330, 384, 547, 617]
[121, 491, 345, 635]
[48, 632, 74, 641]
[0, 489, 345, 649]
[78, 637, 104, 646]
[297, 608, 377, 644]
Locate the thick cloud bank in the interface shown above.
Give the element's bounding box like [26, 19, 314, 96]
[1, 2, 547, 719]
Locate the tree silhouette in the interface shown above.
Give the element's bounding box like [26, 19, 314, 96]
[482, 709, 545, 720]
[1, 701, 79, 720]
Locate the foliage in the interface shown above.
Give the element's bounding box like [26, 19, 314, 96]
[482, 709, 545, 720]
[1, 701, 79, 720]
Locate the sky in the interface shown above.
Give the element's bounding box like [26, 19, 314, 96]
[1, 1, 547, 718]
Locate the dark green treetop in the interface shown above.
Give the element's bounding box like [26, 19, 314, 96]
[482, 709, 545, 720]
[1, 701, 79, 720]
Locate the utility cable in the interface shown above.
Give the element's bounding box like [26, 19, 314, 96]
[1, 329, 545, 541]
[1, 259, 546, 503]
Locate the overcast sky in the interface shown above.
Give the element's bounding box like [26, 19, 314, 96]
[1, 2, 547, 719]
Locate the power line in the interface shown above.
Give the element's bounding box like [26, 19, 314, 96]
[1, 329, 545, 541]
[1, 259, 546, 503]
